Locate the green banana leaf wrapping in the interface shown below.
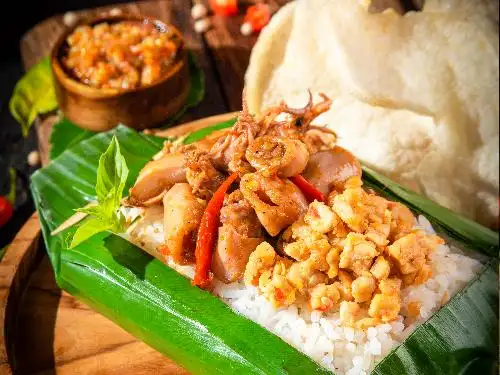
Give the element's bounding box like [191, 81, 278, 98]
[31, 124, 499, 375]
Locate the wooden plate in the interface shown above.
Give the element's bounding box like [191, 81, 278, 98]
[0, 112, 237, 374]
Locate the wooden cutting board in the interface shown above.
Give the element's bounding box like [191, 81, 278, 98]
[0, 0, 406, 373]
[0, 112, 236, 375]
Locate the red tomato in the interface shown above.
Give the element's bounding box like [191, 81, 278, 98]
[0, 196, 13, 228]
[244, 4, 271, 32]
[209, 0, 239, 16]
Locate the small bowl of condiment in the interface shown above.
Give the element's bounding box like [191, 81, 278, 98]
[51, 13, 191, 131]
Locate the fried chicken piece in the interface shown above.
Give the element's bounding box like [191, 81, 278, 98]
[388, 201, 416, 241]
[351, 274, 376, 303]
[368, 294, 401, 323]
[339, 301, 362, 326]
[310, 283, 341, 312]
[339, 233, 378, 276]
[370, 256, 391, 280]
[304, 201, 339, 234]
[244, 242, 277, 286]
[387, 231, 443, 276]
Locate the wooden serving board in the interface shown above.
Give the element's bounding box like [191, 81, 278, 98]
[0, 112, 236, 374]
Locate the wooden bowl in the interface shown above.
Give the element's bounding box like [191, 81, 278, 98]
[50, 14, 191, 132]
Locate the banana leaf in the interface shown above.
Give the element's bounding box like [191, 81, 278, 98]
[49, 52, 205, 160]
[9, 57, 57, 137]
[31, 125, 498, 375]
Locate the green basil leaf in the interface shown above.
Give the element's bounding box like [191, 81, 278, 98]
[70, 217, 113, 249]
[9, 57, 57, 137]
[96, 135, 128, 207]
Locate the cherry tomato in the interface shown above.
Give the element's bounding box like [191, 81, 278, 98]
[209, 0, 238, 16]
[0, 196, 13, 228]
[244, 4, 271, 32]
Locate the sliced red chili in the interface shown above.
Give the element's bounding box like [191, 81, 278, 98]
[244, 4, 271, 32]
[0, 196, 13, 229]
[209, 0, 239, 16]
[193, 173, 238, 288]
[290, 174, 326, 203]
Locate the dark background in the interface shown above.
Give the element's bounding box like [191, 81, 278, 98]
[0, 1, 131, 249]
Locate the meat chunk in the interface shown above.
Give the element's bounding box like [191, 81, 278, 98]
[182, 146, 225, 200]
[240, 173, 308, 236]
[378, 278, 402, 296]
[387, 231, 443, 275]
[208, 104, 259, 173]
[339, 233, 378, 276]
[287, 262, 328, 293]
[163, 183, 206, 264]
[388, 201, 416, 241]
[304, 201, 338, 234]
[129, 152, 186, 206]
[339, 301, 362, 326]
[370, 256, 391, 280]
[219, 190, 263, 238]
[302, 147, 362, 196]
[212, 190, 264, 283]
[244, 242, 277, 286]
[368, 294, 400, 322]
[310, 283, 341, 312]
[212, 226, 264, 283]
[351, 274, 376, 303]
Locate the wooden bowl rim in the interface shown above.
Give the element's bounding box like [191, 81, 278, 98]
[50, 13, 187, 99]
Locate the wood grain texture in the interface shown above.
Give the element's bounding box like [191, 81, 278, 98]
[1, 111, 245, 374]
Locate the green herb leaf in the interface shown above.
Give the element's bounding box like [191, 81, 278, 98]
[96, 135, 128, 206]
[69, 135, 128, 248]
[71, 217, 113, 249]
[9, 57, 57, 137]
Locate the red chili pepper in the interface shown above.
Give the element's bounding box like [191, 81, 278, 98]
[244, 4, 271, 32]
[193, 173, 238, 288]
[290, 175, 326, 203]
[0, 196, 13, 229]
[209, 0, 238, 16]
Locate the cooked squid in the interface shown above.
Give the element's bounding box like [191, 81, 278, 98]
[212, 190, 264, 283]
[302, 147, 362, 196]
[246, 136, 309, 178]
[240, 173, 308, 236]
[129, 152, 187, 206]
[208, 103, 260, 173]
[163, 183, 206, 264]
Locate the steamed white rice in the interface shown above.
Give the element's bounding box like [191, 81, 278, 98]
[123, 209, 483, 375]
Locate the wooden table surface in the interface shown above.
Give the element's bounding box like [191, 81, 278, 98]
[7, 0, 406, 373]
